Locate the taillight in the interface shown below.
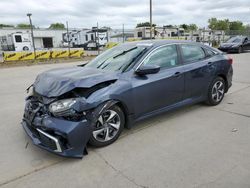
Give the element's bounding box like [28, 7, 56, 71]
[227, 56, 233, 64]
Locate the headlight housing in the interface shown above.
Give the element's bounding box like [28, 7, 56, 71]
[49, 98, 77, 116]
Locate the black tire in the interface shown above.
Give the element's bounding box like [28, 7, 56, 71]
[89, 105, 125, 147]
[238, 46, 243, 53]
[206, 77, 226, 106]
[23, 46, 29, 51]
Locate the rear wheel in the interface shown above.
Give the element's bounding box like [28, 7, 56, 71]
[238, 46, 243, 53]
[89, 105, 124, 147]
[206, 77, 225, 106]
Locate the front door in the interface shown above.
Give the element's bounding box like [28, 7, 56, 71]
[131, 44, 185, 118]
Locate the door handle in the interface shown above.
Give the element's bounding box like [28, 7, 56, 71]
[172, 72, 182, 78]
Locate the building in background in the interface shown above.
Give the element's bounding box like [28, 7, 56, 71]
[109, 29, 134, 43]
[0, 26, 230, 51]
[134, 26, 154, 39]
[0, 28, 66, 51]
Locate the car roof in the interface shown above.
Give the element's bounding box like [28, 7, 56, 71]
[123, 39, 198, 48]
[117, 39, 221, 53]
[231, 36, 247, 39]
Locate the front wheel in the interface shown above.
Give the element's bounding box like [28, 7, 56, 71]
[89, 105, 125, 147]
[206, 77, 225, 106]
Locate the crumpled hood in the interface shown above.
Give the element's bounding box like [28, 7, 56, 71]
[34, 66, 118, 97]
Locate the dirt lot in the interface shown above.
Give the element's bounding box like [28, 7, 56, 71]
[0, 53, 249, 188]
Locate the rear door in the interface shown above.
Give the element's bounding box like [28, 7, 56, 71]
[131, 44, 185, 118]
[179, 44, 216, 100]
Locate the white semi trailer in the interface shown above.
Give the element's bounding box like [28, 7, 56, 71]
[0, 32, 32, 51]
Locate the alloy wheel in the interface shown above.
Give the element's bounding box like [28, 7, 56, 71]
[211, 81, 225, 102]
[92, 110, 121, 142]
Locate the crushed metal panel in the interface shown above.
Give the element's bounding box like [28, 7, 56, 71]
[34, 67, 119, 97]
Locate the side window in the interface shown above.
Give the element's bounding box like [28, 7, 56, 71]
[180, 44, 206, 63]
[15, 35, 22, 43]
[143, 45, 179, 69]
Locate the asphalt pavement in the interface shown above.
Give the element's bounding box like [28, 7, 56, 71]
[0, 53, 250, 188]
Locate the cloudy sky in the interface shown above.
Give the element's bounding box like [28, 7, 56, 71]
[0, 0, 249, 29]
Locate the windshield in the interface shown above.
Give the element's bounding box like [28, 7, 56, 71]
[226, 37, 242, 43]
[85, 44, 147, 72]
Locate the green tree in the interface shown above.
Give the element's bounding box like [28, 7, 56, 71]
[180, 24, 188, 30]
[0, 24, 14, 28]
[208, 18, 230, 30]
[229, 21, 244, 31]
[16, 23, 35, 29]
[179, 24, 198, 31]
[208, 18, 218, 30]
[164, 25, 174, 28]
[136, 22, 156, 28]
[188, 24, 198, 31]
[48, 23, 65, 29]
[217, 19, 229, 30]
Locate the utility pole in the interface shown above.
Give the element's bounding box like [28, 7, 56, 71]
[27, 13, 36, 59]
[122, 24, 125, 43]
[66, 21, 70, 57]
[97, 22, 100, 55]
[203, 27, 205, 43]
[150, 0, 152, 39]
[177, 28, 179, 39]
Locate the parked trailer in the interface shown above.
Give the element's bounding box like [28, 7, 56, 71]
[0, 32, 32, 51]
[63, 28, 108, 50]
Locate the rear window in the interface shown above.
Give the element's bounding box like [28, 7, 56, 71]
[204, 48, 216, 57]
[180, 44, 206, 63]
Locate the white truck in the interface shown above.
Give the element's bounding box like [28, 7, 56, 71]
[0, 32, 32, 51]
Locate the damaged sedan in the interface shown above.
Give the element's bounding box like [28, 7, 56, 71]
[22, 40, 233, 158]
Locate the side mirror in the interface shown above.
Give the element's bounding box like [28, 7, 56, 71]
[135, 64, 160, 76]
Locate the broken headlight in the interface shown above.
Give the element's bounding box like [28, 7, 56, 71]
[49, 98, 77, 116]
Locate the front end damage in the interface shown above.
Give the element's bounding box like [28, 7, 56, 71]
[22, 81, 119, 158]
[22, 93, 93, 158]
[21, 67, 128, 158]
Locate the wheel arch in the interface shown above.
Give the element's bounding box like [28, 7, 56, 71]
[217, 74, 228, 92]
[115, 101, 131, 129]
[92, 99, 132, 129]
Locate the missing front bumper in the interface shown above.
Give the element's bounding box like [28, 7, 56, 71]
[36, 128, 62, 152]
[22, 116, 91, 158]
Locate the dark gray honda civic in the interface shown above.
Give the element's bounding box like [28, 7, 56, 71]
[22, 40, 233, 158]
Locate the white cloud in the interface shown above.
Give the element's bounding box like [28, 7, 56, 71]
[0, 0, 249, 28]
